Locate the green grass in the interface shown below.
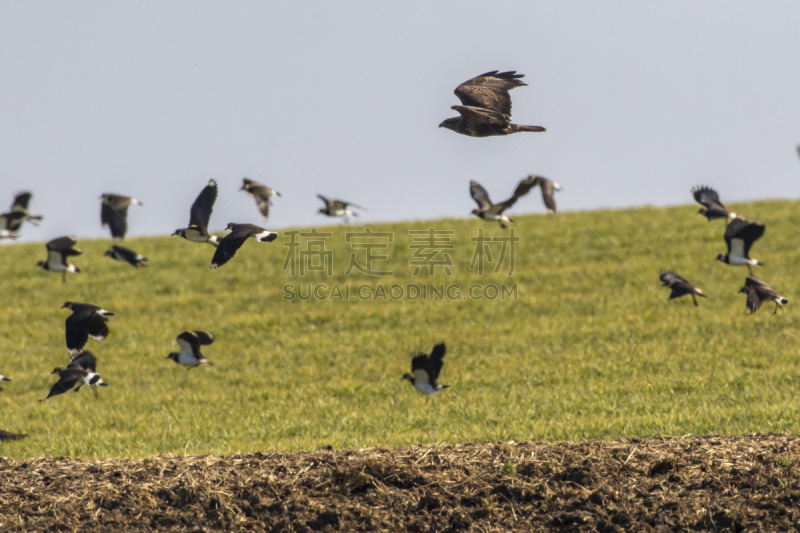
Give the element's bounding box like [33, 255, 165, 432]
[2, 199, 800, 458]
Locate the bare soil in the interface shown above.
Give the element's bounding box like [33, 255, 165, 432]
[1, 434, 800, 532]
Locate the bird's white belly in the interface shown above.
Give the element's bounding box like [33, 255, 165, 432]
[414, 383, 436, 395]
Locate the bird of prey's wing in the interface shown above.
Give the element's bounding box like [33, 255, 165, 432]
[451, 105, 507, 126]
[189, 180, 218, 231]
[11, 192, 32, 212]
[469, 181, 493, 211]
[454, 70, 526, 116]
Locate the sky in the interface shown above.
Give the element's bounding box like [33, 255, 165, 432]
[2, 1, 800, 243]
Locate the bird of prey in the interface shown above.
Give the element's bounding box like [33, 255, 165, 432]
[692, 186, 736, 222]
[62, 302, 115, 356]
[402, 342, 449, 395]
[241, 178, 280, 220]
[524, 175, 562, 214]
[659, 271, 707, 306]
[469, 179, 536, 228]
[0, 375, 10, 392]
[739, 277, 788, 315]
[100, 193, 143, 241]
[37, 236, 82, 282]
[717, 218, 765, 275]
[172, 179, 220, 246]
[317, 195, 364, 221]
[0, 192, 43, 239]
[439, 71, 546, 137]
[104, 244, 148, 268]
[167, 331, 215, 369]
[41, 351, 108, 401]
[209, 223, 278, 269]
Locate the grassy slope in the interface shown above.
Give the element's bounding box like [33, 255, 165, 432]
[1, 200, 799, 459]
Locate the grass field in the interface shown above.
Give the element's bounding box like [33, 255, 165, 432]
[1, 199, 800, 459]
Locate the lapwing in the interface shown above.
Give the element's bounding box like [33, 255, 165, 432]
[104, 244, 148, 268]
[692, 186, 736, 222]
[62, 302, 115, 356]
[241, 178, 280, 220]
[439, 71, 545, 137]
[37, 236, 82, 282]
[172, 179, 220, 246]
[739, 277, 788, 315]
[469, 178, 535, 228]
[100, 193, 143, 241]
[41, 351, 108, 401]
[210, 223, 278, 269]
[525, 175, 562, 214]
[0, 430, 27, 441]
[317, 195, 364, 221]
[167, 331, 214, 369]
[0, 191, 42, 239]
[0, 375, 10, 392]
[402, 342, 449, 395]
[717, 218, 765, 275]
[659, 271, 707, 306]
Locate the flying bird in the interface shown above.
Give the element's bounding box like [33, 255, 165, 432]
[317, 195, 364, 221]
[167, 331, 215, 369]
[739, 277, 788, 315]
[62, 302, 115, 355]
[659, 271, 707, 306]
[41, 351, 108, 401]
[717, 218, 765, 275]
[172, 179, 220, 246]
[402, 342, 449, 395]
[104, 244, 148, 268]
[100, 193, 143, 241]
[241, 178, 280, 220]
[0, 375, 10, 392]
[0, 430, 27, 441]
[439, 70, 545, 137]
[469, 179, 536, 228]
[209, 223, 278, 269]
[0, 192, 43, 239]
[37, 236, 82, 282]
[692, 186, 736, 221]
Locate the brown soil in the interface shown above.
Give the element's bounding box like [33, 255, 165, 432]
[1, 434, 800, 532]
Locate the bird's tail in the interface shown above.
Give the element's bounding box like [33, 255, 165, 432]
[780, 297, 789, 305]
[131, 199, 143, 206]
[513, 124, 546, 133]
[27, 215, 43, 225]
[696, 290, 708, 298]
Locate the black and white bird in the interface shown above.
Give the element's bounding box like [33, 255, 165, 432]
[402, 342, 449, 395]
[469, 179, 535, 228]
[104, 244, 148, 268]
[717, 218, 765, 275]
[62, 302, 115, 355]
[739, 277, 788, 315]
[0, 375, 10, 392]
[209, 223, 278, 269]
[317, 195, 364, 221]
[241, 178, 280, 220]
[0, 191, 43, 239]
[439, 71, 546, 137]
[692, 186, 736, 222]
[37, 236, 82, 282]
[41, 351, 108, 401]
[172, 179, 220, 246]
[525, 175, 562, 214]
[167, 331, 215, 369]
[659, 271, 707, 306]
[100, 193, 143, 241]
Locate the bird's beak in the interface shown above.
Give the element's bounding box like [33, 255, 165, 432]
[60, 303, 67, 309]
[438, 122, 445, 128]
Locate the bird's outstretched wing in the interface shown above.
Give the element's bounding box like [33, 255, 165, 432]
[451, 105, 507, 126]
[11, 192, 32, 212]
[427, 343, 446, 384]
[454, 70, 526, 116]
[692, 186, 725, 210]
[469, 181, 492, 211]
[190, 180, 218, 231]
[659, 271, 688, 286]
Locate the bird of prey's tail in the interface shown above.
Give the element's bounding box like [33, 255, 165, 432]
[512, 124, 546, 133]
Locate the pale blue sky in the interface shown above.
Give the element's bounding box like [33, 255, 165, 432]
[2, 1, 800, 243]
